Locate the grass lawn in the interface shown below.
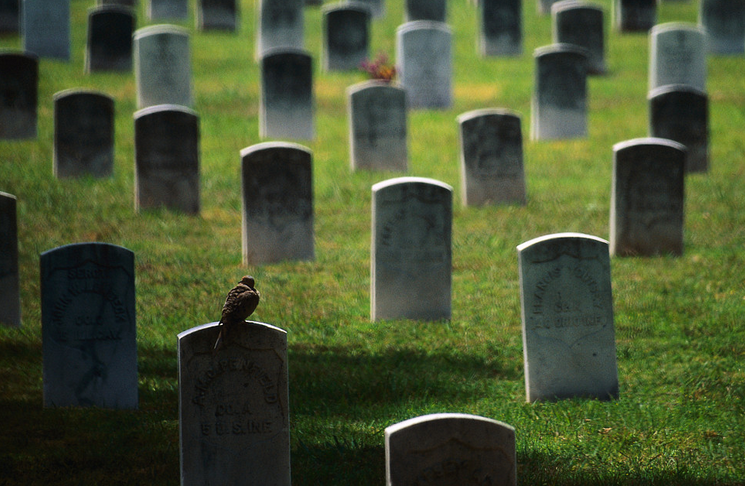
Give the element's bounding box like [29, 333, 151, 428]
[1, 0, 744, 484]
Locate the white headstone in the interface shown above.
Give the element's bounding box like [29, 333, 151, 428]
[322, 3, 370, 71]
[552, 1, 606, 75]
[256, 0, 304, 59]
[21, 0, 70, 60]
[148, 0, 187, 20]
[0, 192, 20, 327]
[396, 21, 452, 109]
[517, 232, 619, 402]
[480, 0, 522, 56]
[259, 49, 314, 140]
[371, 177, 452, 321]
[134, 25, 192, 109]
[649, 23, 706, 91]
[0, 51, 38, 140]
[699, 0, 745, 55]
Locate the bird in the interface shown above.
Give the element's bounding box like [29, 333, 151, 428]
[213, 275, 260, 350]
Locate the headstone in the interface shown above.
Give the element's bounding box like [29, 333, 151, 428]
[133, 25, 192, 109]
[538, 0, 562, 15]
[552, 1, 606, 75]
[386, 414, 517, 486]
[241, 142, 314, 265]
[148, 0, 188, 20]
[649, 23, 706, 91]
[322, 3, 370, 71]
[259, 49, 314, 140]
[355, 0, 384, 19]
[649, 85, 708, 173]
[531, 44, 588, 140]
[178, 321, 290, 486]
[347, 80, 408, 172]
[54, 89, 115, 179]
[21, 0, 70, 60]
[197, 0, 238, 31]
[613, 0, 657, 33]
[396, 21, 452, 109]
[134, 104, 200, 214]
[0, 192, 20, 327]
[0, 0, 19, 35]
[517, 232, 619, 401]
[86, 6, 135, 73]
[480, 0, 522, 57]
[99, 0, 137, 6]
[41, 242, 138, 409]
[699, 0, 745, 55]
[458, 109, 527, 206]
[0, 51, 38, 140]
[610, 138, 686, 256]
[405, 0, 446, 22]
[256, 0, 304, 59]
[371, 177, 452, 321]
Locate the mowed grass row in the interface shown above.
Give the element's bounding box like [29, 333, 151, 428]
[1, 0, 744, 484]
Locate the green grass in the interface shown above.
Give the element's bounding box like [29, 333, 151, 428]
[1, 0, 744, 484]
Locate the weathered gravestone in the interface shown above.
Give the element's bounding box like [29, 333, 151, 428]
[178, 321, 290, 486]
[552, 1, 606, 75]
[54, 89, 115, 179]
[396, 21, 452, 109]
[134, 25, 191, 109]
[0, 51, 38, 140]
[256, 0, 304, 59]
[241, 142, 314, 265]
[371, 177, 452, 321]
[148, 0, 188, 20]
[458, 109, 527, 206]
[0, 192, 20, 327]
[41, 242, 138, 409]
[531, 44, 588, 140]
[610, 138, 686, 256]
[649, 23, 706, 91]
[356, 0, 384, 19]
[21, 0, 70, 60]
[649, 85, 708, 173]
[197, 0, 238, 31]
[259, 49, 314, 140]
[386, 413, 517, 486]
[0, 0, 19, 35]
[86, 5, 135, 73]
[699, 0, 745, 55]
[613, 0, 657, 33]
[480, 0, 522, 56]
[347, 80, 408, 172]
[538, 0, 562, 15]
[517, 232, 619, 402]
[405, 0, 446, 22]
[134, 104, 200, 214]
[322, 3, 370, 71]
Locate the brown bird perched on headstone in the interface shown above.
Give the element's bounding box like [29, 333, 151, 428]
[213, 275, 260, 350]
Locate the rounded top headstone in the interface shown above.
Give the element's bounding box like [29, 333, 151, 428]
[321, 1, 372, 15]
[612, 137, 687, 154]
[371, 176, 453, 193]
[516, 232, 608, 252]
[456, 108, 522, 124]
[651, 21, 704, 36]
[551, 1, 603, 15]
[533, 42, 590, 59]
[240, 141, 312, 159]
[53, 88, 113, 103]
[134, 103, 197, 119]
[133, 24, 189, 40]
[647, 83, 707, 100]
[396, 20, 451, 35]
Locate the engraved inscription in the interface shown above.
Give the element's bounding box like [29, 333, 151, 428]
[529, 265, 605, 331]
[412, 458, 496, 486]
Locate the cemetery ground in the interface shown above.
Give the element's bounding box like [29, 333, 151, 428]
[1, 0, 744, 484]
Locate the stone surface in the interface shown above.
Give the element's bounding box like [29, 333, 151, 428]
[396, 21, 452, 109]
[99, 0, 137, 5]
[0, 192, 20, 327]
[22, 0, 70, 60]
[322, 3, 370, 71]
[259, 48, 314, 140]
[355, 0, 384, 18]
[41, 242, 138, 409]
[517, 232, 619, 402]
[386, 413, 517, 486]
[371, 177, 452, 321]
[552, 1, 606, 74]
[134, 24, 191, 109]
[610, 138, 686, 256]
[537, 0, 562, 15]
[256, 0, 304, 58]
[0, 51, 38, 140]
[458, 108, 526, 206]
[0, 0, 19, 35]
[148, 0, 187, 20]
[405, 0, 446, 22]
[649, 23, 706, 91]
[197, 0, 238, 31]
[241, 142, 314, 265]
[86, 5, 135, 72]
[531, 44, 588, 140]
[649, 85, 708, 173]
[480, 0, 522, 56]
[699, 0, 745, 55]
[134, 104, 200, 214]
[347, 80, 408, 172]
[54, 89, 115, 179]
[178, 321, 290, 486]
[614, 0, 656, 32]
